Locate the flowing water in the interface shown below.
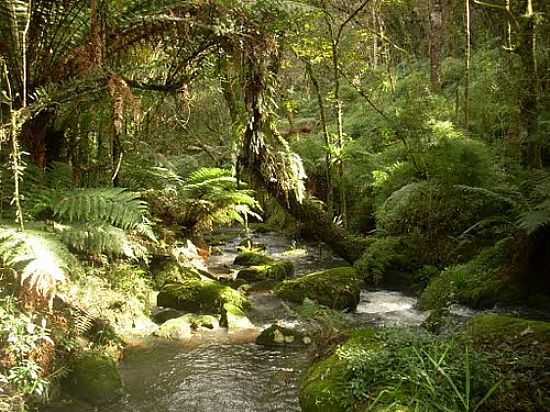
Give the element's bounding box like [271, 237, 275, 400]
[44, 228, 431, 412]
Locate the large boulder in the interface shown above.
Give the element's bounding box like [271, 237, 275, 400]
[64, 352, 123, 405]
[256, 324, 312, 347]
[233, 251, 274, 266]
[275, 267, 361, 311]
[151, 257, 202, 290]
[157, 278, 248, 315]
[236, 261, 294, 282]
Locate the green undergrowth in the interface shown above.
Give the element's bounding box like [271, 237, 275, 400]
[300, 328, 499, 412]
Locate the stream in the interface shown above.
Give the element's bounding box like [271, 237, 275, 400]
[44, 228, 431, 412]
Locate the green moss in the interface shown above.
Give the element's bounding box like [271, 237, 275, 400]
[275, 267, 361, 311]
[256, 324, 312, 347]
[299, 354, 348, 412]
[157, 278, 249, 315]
[220, 302, 254, 331]
[182, 313, 219, 330]
[466, 313, 550, 348]
[465, 314, 550, 410]
[233, 251, 274, 266]
[419, 238, 523, 309]
[236, 260, 294, 282]
[300, 328, 498, 412]
[353, 236, 418, 286]
[64, 352, 122, 405]
[151, 258, 201, 290]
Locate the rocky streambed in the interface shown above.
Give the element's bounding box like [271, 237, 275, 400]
[44, 227, 436, 412]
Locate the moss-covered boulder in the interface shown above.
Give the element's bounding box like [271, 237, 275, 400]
[275, 267, 361, 311]
[465, 314, 550, 410]
[419, 238, 523, 310]
[466, 313, 550, 350]
[157, 278, 248, 315]
[233, 251, 274, 266]
[236, 260, 294, 282]
[64, 352, 123, 405]
[300, 354, 347, 412]
[154, 316, 193, 340]
[151, 258, 202, 290]
[220, 302, 254, 331]
[256, 324, 312, 347]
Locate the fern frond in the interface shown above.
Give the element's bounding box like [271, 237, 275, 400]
[54, 223, 148, 261]
[50, 188, 149, 230]
[0, 225, 71, 298]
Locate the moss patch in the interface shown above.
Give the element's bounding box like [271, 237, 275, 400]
[465, 314, 550, 411]
[419, 238, 523, 309]
[275, 267, 361, 311]
[233, 251, 274, 266]
[236, 260, 294, 282]
[157, 278, 249, 315]
[299, 352, 349, 412]
[64, 352, 123, 405]
[466, 313, 550, 350]
[220, 302, 254, 331]
[151, 258, 202, 290]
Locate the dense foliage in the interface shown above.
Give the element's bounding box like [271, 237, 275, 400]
[1, 0, 550, 410]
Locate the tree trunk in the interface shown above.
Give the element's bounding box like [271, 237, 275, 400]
[430, 0, 443, 92]
[464, 0, 471, 129]
[238, 63, 365, 263]
[305, 61, 333, 214]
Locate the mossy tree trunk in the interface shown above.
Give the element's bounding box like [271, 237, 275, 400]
[237, 47, 365, 263]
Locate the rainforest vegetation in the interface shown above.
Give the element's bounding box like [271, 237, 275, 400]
[1, 0, 550, 411]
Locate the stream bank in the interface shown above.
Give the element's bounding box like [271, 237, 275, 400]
[42, 227, 550, 412]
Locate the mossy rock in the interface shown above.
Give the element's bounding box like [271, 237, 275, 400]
[157, 278, 249, 315]
[465, 314, 550, 410]
[300, 329, 377, 412]
[419, 238, 524, 310]
[154, 316, 193, 340]
[233, 251, 274, 266]
[466, 313, 550, 351]
[220, 302, 254, 331]
[256, 324, 312, 347]
[151, 258, 202, 290]
[152, 308, 183, 324]
[64, 352, 123, 405]
[236, 260, 294, 282]
[182, 313, 219, 330]
[275, 267, 361, 311]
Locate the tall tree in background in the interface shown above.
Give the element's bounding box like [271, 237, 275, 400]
[430, 0, 443, 92]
